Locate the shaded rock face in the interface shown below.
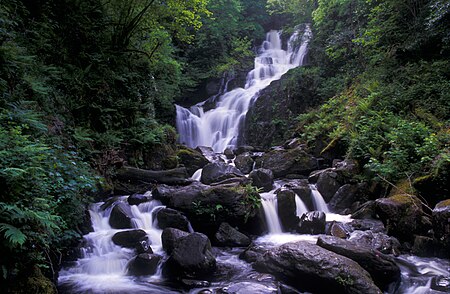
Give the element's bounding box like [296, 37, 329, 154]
[111, 229, 147, 248]
[162, 228, 190, 255]
[164, 233, 216, 279]
[375, 195, 424, 241]
[239, 244, 267, 264]
[127, 193, 151, 206]
[109, 203, 133, 229]
[316, 170, 342, 202]
[277, 190, 298, 232]
[432, 199, 450, 252]
[234, 153, 254, 174]
[214, 222, 251, 247]
[177, 146, 209, 176]
[329, 183, 369, 214]
[254, 241, 382, 294]
[352, 201, 377, 219]
[156, 208, 191, 232]
[249, 168, 274, 192]
[348, 230, 401, 256]
[201, 162, 245, 185]
[297, 211, 325, 234]
[127, 253, 161, 276]
[255, 147, 318, 178]
[290, 180, 313, 210]
[317, 236, 401, 290]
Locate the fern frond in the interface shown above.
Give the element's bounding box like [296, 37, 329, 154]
[0, 223, 26, 247]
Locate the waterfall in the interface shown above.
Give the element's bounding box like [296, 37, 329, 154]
[176, 25, 312, 152]
[309, 184, 329, 213]
[295, 195, 309, 216]
[260, 190, 283, 234]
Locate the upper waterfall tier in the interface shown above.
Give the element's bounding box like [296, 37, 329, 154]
[176, 25, 312, 152]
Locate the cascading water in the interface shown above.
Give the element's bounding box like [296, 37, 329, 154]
[176, 25, 312, 152]
[309, 184, 329, 213]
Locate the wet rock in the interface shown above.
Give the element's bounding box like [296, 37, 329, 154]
[333, 159, 359, 175]
[432, 199, 450, 252]
[329, 183, 369, 213]
[317, 235, 401, 290]
[201, 162, 245, 185]
[156, 208, 190, 232]
[224, 148, 235, 159]
[375, 195, 424, 241]
[411, 235, 447, 258]
[349, 219, 385, 233]
[214, 222, 251, 247]
[165, 233, 216, 279]
[249, 168, 274, 192]
[352, 201, 377, 219]
[177, 146, 209, 176]
[196, 146, 222, 162]
[316, 170, 342, 202]
[235, 145, 255, 155]
[109, 203, 133, 229]
[111, 229, 147, 248]
[235, 153, 254, 174]
[239, 244, 266, 263]
[254, 241, 382, 294]
[431, 276, 450, 292]
[349, 230, 401, 256]
[161, 228, 189, 255]
[255, 147, 318, 178]
[136, 238, 152, 254]
[181, 279, 210, 288]
[277, 190, 298, 232]
[127, 253, 161, 276]
[127, 193, 151, 206]
[278, 283, 302, 294]
[297, 211, 326, 234]
[329, 222, 349, 239]
[219, 282, 277, 294]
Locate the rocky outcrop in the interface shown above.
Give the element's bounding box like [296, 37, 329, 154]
[214, 222, 251, 247]
[277, 190, 298, 231]
[109, 203, 134, 229]
[200, 162, 245, 184]
[317, 236, 401, 290]
[156, 208, 191, 232]
[348, 230, 401, 256]
[127, 193, 151, 206]
[249, 168, 274, 192]
[329, 183, 369, 214]
[432, 199, 450, 252]
[127, 253, 161, 276]
[162, 228, 190, 255]
[234, 153, 254, 174]
[315, 170, 342, 202]
[111, 229, 147, 248]
[255, 147, 318, 178]
[297, 211, 325, 234]
[254, 241, 382, 294]
[177, 146, 209, 176]
[290, 180, 313, 210]
[164, 232, 216, 279]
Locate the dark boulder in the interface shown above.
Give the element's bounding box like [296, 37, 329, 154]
[111, 229, 147, 248]
[412, 235, 447, 258]
[317, 235, 401, 290]
[352, 201, 377, 219]
[127, 193, 151, 206]
[127, 253, 161, 276]
[254, 241, 382, 294]
[196, 146, 223, 162]
[156, 208, 191, 232]
[109, 203, 134, 229]
[349, 219, 385, 233]
[277, 190, 298, 232]
[235, 145, 255, 155]
[431, 276, 450, 292]
[177, 146, 209, 176]
[328, 222, 350, 239]
[432, 199, 450, 252]
[136, 238, 153, 254]
[255, 147, 318, 178]
[165, 233, 216, 279]
[329, 183, 369, 214]
[290, 180, 313, 211]
[316, 170, 342, 202]
[201, 162, 245, 185]
[214, 222, 251, 247]
[224, 148, 235, 159]
[234, 152, 254, 174]
[249, 168, 274, 192]
[239, 244, 266, 264]
[349, 230, 401, 256]
[161, 228, 189, 255]
[297, 211, 325, 234]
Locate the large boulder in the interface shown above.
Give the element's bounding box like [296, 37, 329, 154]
[127, 193, 151, 206]
[249, 168, 274, 192]
[177, 146, 209, 176]
[317, 236, 401, 290]
[161, 228, 189, 255]
[109, 203, 134, 229]
[111, 229, 147, 248]
[315, 170, 342, 202]
[255, 147, 318, 178]
[234, 152, 255, 174]
[352, 201, 377, 219]
[156, 208, 191, 232]
[348, 230, 401, 256]
[164, 233, 216, 279]
[329, 183, 369, 214]
[214, 222, 251, 247]
[432, 199, 450, 252]
[201, 162, 245, 184]
[277, 190, 298, 232]
[290, 180, 314, 211]
[297, 211, 325, 234]
[375, 195, 424, 241]
[254, 241, 382, 294]
[127, 253, 161, 276]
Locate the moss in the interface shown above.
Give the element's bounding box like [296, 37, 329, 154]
[389, 179, 416, 196]
[10, 266, 57, 294]
[162, 155, 178, 169]
[389, 194, 420, 206]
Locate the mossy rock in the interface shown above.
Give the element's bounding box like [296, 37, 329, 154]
[176, 146, 209, 176]
[413, 160, 450, 207]
[9, 266, 57, 294]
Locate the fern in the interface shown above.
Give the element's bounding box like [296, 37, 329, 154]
[0, 223, 26, 247]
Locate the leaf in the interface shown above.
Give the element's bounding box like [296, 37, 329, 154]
[0, 223, 27, 247]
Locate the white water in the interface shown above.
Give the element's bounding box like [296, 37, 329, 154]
[191, 168, 203, 181]
[260, 189, 283, 234]
[295, 194, 309, 216]
[176, 26, 312, 152]
[58, 198, 167, 293]
[310, 184, 329, 213]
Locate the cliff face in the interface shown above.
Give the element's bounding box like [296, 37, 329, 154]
[242, 66, 322, 149]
